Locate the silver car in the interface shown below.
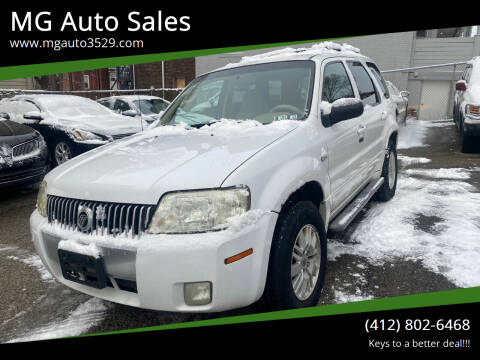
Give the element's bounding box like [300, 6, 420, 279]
[386, 81, 409, 123]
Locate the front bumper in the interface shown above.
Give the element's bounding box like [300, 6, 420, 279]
[30, 209, 277, 312]
[463, 116, 480, 136]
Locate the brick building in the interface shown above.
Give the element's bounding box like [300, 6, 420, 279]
[133, 58, 195, 101]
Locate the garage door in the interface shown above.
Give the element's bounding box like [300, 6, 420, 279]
[419, 80, 451, 120]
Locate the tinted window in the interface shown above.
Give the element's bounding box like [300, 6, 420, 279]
[322, 62, 355, 103]
[367, 62, 389, 99]
[347, 61, 380, 106]
[113, 100, 131, 113]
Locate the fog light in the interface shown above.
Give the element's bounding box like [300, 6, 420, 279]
[184, 282, 212, 306]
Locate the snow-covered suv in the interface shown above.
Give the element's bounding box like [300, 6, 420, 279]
[454, 56, 480, 153]
[31, 43, 398, 312]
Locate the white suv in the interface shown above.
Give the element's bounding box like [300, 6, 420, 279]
[31, 43, 398, 312]
[454, 57, 480, 153]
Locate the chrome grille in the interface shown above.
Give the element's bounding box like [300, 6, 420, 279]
[12, 139, 39, 159]
[46, 195, 156, 238]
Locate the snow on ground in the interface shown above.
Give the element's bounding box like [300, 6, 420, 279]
[329, 173, 480, 288]
[397, 155, 432, 167]
[8, 298, 110, 343]
[3, 246, 54, 283]
[404, 168, 471, 180]
[334, 289, 374, 303]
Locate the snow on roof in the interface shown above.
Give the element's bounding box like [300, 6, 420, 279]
[220, 42, 365, 70]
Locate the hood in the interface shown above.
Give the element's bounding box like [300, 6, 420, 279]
[0, 119, 38, 147]
[49, 114, 145, 136]
[46, 120, 299, 204]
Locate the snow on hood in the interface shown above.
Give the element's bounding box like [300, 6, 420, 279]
[46, 119, 300, 204]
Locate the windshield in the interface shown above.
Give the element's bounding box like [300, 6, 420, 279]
[37, 96, 116, 117]
[133, 99, 169, 115]
[160, 61, 315, 126]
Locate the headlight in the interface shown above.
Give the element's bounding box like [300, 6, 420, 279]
[148, 186, 250, 234]
[70, 129, 103, 142]
[37, 180, 48, 217]
[466, 104, 480, 117]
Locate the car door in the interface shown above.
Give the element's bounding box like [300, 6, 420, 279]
[320, 59, 368, 212]
[347, 61, 388, 179]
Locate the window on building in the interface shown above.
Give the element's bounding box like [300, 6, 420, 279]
[83, 75, 90, 90]
[176, 78, 186, 88]
[347, 61, 380, 106]
[322, 61, 355, 103]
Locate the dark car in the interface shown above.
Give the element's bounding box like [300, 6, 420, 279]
[0, 95, 145, 167]
[0, 113, 49, 188]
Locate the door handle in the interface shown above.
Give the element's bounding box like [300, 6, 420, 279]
[320, 147, 328, 161]
[357, 125, 366, 143]
[381, 111, 388, 120]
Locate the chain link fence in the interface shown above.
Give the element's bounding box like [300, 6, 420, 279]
[382, 62, 467, 120]
[0, 88, 184, 103]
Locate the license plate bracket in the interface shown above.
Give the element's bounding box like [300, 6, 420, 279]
[58, 249, 107, 289]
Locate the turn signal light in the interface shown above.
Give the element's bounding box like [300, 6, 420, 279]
[225, 248, 253, 264]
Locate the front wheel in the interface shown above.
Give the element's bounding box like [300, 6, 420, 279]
[265, 201, 327, 310]
[52, 139, 75, 167]
[374, 139, 397, 202]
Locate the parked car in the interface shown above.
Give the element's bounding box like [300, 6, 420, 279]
[0, 95, 145, 167]
[97, 95, 170, 124]
[454, 56, 480, 152]
[386, 81, 409, 123]
[31, 43, 398, 312]
[0, 112, 49, 188]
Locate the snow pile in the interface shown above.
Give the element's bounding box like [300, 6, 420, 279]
[405, 168, 471, 180]
[397, 155, 432, 167]
[225, 42, 362, 68]
[333, 289, 374, 304]
[8, 297, 109, 343]
[328, 175, 480, 288]
[143, 118, 299, 140]
[397, 119, 429, 149]
[58, 240, 102, 258]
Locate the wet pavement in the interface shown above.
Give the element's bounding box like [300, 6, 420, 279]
[1, 118, 479, 342]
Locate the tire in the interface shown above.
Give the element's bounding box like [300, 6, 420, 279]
[51, 138, 75, 167]
[374, 139, 397, 202]
[265, 201, 327, 310]
[460, 126, 475, 153]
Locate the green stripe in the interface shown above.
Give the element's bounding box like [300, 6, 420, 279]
[71, 286, 479, 339]
[0, 37, 351, 81]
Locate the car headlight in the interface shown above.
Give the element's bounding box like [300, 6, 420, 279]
[148, 186, 250, 234]
[37, 180, 48, 217]
[70, 129, 103, 142]
[465, 104, 480, 117]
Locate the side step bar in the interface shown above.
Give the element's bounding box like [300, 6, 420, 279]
[329, 177, 384, 233]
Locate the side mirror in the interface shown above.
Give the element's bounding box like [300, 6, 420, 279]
[0, 112, 10, 120]
[322, 98, 364, 126]
[23, 111, 43, 121]
[122, 109, 138, 117]
[399, 90, 410, 98]
[456, 80, 467, 91]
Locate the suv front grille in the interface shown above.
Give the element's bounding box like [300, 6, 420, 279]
[47, 195, 156, 238]
[12, 139, 39, 159]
